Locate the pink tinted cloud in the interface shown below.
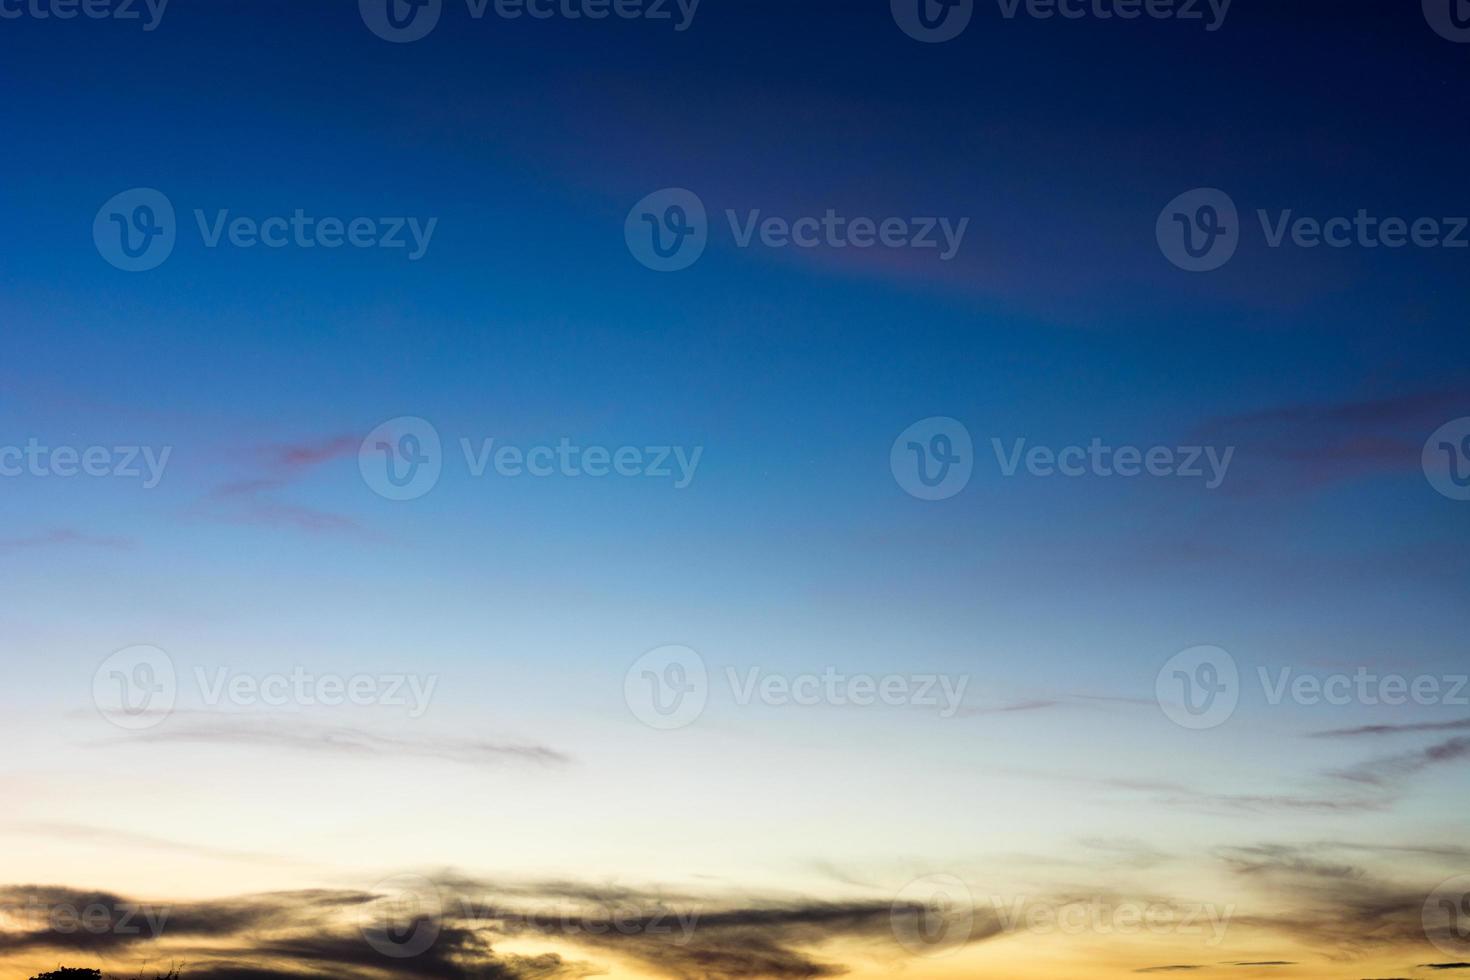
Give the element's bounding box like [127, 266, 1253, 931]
[264, 434, 360, 471]
[195, 433, 364, 535]
[1196, 386, 1468, 493]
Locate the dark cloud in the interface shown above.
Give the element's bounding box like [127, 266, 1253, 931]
[1037, 724, 1470, 814]
[1215, 845, 1444, 957]
[477, 888, 986, 979]
[1312, 719, 1470, 739]
[0, 876, 993, 980]
[1328, 737, 1470, 787]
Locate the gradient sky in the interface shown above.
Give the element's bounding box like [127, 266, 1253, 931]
[2, 1, 1469, 978]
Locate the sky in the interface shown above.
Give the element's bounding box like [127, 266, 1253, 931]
[1, 0, 1469, 978]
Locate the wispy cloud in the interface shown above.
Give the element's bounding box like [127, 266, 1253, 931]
[192, 433, 363, 535]
[1216, 844, 1448, 959]
[0, 529, 134, 554]
[955, 693, 1153, 718]
[266, 435, 359, 470]
[1327, 736, 1470, 787]
[1195, 386, 1468, 493]
[1034, 773, 1391, 815]
[3, 821, 310, 868]
[1311, 718, 1470, 738]
[102, 716, 572, 770]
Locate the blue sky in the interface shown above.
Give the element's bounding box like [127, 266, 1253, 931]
[2, 1, 1470, 978]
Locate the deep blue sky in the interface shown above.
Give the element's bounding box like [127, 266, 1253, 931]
[4, 0, 1469, 654]
[3, 0, 1468, 647]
